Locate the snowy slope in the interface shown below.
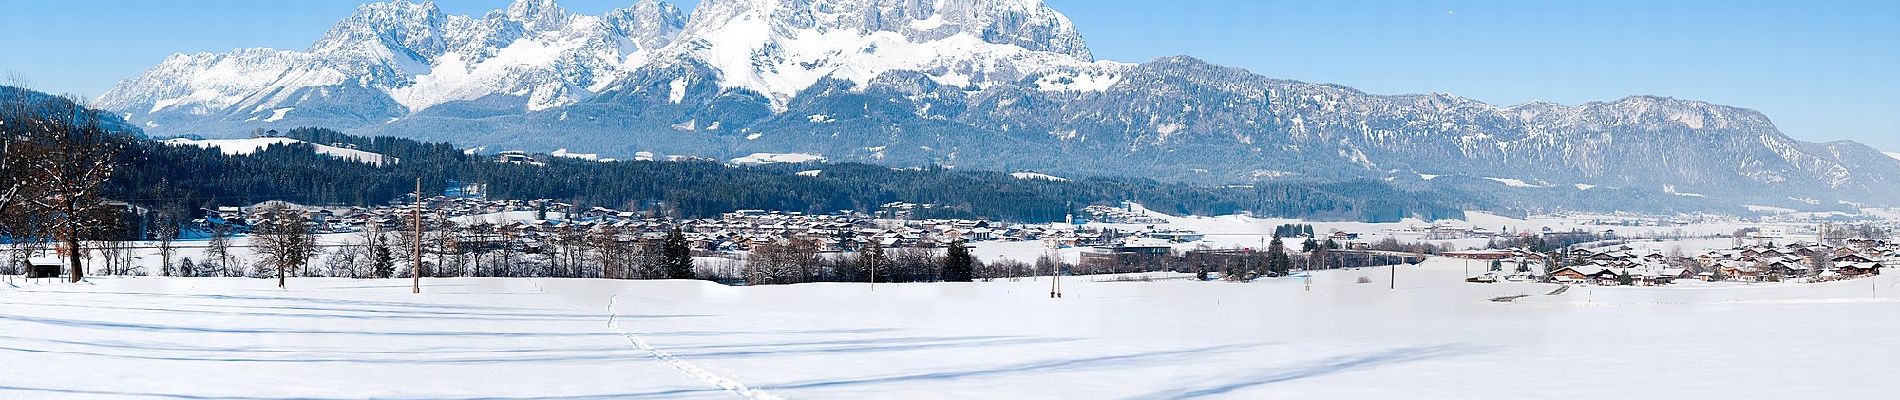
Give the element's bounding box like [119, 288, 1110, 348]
[1483, 177, 1550, 188]
[657, 0, 1115, 109]
[103, 0, 1120, 125]
[0, 278, 729, 399]
[98, 0, 687, 129]
[729, 152, 824, 165]
[163, 137, 398, 166]
[6, 265, 1897, 399]
[1009, 171, 1068, 182]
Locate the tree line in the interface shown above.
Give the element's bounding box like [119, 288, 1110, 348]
[107, 126, 1468, 228]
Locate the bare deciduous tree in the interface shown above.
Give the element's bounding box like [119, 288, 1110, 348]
[155, 208, 181, 276]
[205, 224, 236, 277]
[251, 202, 314, 288]
[8, 94, 125, 282]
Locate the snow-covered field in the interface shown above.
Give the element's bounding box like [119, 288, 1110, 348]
[4, 258, 1896, 399]
[969, 204, 1767, 264]
[729, 153, 825, 165]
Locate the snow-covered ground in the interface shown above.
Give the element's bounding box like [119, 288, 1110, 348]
[1483, 177, 1551, 188]
[550, 148, 608, 162]
[4, 258, 1896, 399]
[968, 203, 1768, 264]
[729, 153, 825, 165]
[1009, 171, 1068, 182]
[163, 137, 397, 166]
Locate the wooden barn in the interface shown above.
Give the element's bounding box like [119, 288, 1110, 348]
[25, 257, 63, 279]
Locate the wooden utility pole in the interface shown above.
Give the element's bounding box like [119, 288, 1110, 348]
[1389, 256, 1398, 290]
[412, 178, 422, 294]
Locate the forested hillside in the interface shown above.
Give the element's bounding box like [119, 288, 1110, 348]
[106, 127, 1472, 223]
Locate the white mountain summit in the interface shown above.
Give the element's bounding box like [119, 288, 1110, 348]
[98, 0, 686, 129]
[661, 0, 1107, 107]
[98, 0, 1108, 128]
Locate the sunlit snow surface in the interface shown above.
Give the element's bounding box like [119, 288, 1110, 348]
[729, 152, 825, 165]
[4, 260, 1897, 399]
[1009, 171, 1068, 181]
[162, 137, 397, 166]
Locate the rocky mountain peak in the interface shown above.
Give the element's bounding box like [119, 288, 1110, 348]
[685, 0, 1089, 59]
[504, 0, 571, 31]
[663, 0, 1098, 108]
[311, 0, 449, 60]
[605, 0, 689, 49]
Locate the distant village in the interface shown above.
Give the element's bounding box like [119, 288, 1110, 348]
[178, 195, 1188, 258]
[1450, 239, 1891, 287]
[183, 193, 1887, 281]
[12, 181, 1889, 287]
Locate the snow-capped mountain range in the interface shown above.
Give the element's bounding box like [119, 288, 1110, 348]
[98, 0, 1900, 212]
[99, 0, 683, 126]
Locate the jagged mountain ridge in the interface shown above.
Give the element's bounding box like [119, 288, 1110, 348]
[97, 0, 685, 131]
[98, 0, 1900, 212]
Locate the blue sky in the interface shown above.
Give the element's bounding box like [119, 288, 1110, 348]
[2, 0, 1894, 149]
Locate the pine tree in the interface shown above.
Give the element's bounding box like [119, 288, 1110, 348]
[371, 237, 395, 279]
[662, 227, 694, 279]
[943, 239, 974, 282]
[1266, 235, 1291, 276]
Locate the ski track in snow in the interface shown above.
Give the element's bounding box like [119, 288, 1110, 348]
[607, 294, 786, 400]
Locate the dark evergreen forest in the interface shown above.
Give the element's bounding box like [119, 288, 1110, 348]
[104, 127, 1473, 223]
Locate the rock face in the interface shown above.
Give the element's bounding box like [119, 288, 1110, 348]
[98, 0, 687, 131]
[100, 0, 1900, 211]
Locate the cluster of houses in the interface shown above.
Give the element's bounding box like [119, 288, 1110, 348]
[687, 210, 1112, 252]
[194, 196, 1164, 256]
[1690, 240, 1889, 282]
[1546, 240, 1889, 286]
[1547, 248, 1690, 286]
